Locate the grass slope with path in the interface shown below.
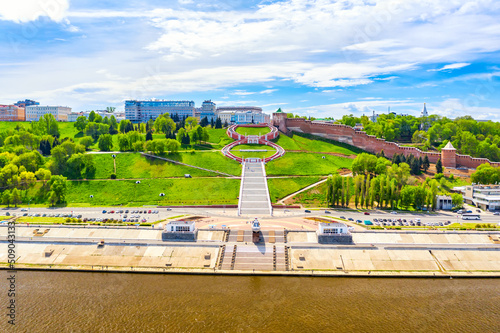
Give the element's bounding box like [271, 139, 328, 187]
[267, 177, 321, 203]
[265, 153, 353, 176]
[65, 178, 240, 206]
[273, 131, 361, 155]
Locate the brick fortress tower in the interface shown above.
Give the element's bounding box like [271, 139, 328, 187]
[441, 141, 457, 168]
[272, 108, 288, 133]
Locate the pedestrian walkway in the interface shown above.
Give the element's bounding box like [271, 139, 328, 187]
[238, 161, 273, 216]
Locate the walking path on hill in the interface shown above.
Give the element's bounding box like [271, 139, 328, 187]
[141, 153, 237, 177]
[277, 173, 353, 205]
[287, 150, 357, 158]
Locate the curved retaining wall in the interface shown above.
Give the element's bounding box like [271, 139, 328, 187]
[222, 124, 284, 163]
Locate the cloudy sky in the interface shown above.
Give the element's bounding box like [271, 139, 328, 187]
[1, 0, 499, 119]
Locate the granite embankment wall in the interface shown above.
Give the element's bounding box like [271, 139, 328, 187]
[283, 118, 500, 169]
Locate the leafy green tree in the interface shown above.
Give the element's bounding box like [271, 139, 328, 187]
[11, 188, 21, 207]
[185, 117, 198, 130]
[146, 131, 153, 141]
[49, 175, 67, 203]
[422, 155, 430, 172]
[79, 136, 93, 149]
[2, 190, 12, 207]
[451, 193, 464, 208]
[98, 134, 113, 151]
[88, 111, 96, 122]
[31, 113, 59, 137]
[74, 116, 88, 132]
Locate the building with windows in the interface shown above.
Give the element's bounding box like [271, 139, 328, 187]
[216, 106, 263, 114]
[14, 99, 39, 108]
[232, 111, 270, 124]
[162, 221, 197, 241]
[455, 185, 500, 211]
[125, 100, 195, 122]
[317, 222, 353, 244]
[436, 195, 453, 210]
[25, 105, 72, 122]
[197, 100, 217, 122]
[0, 105, 25, 121]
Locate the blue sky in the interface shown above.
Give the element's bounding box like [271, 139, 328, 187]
[1, 0, 500, 119]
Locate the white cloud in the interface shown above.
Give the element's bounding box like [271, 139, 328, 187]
[0, 0, 69, 23]
[428, 63, 471, 72]
[260, 89, 277, 94]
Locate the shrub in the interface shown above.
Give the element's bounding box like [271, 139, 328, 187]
[110, 173, 117, 179]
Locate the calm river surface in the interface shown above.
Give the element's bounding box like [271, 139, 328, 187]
[3, 271, 500, 332]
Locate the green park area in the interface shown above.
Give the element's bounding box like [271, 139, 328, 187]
[267, 177, 322, 203]
[64, 178, 240, 206]
[235, 126, 271, 136]
[230, 144, 276, 159]
[273, 131, 361, 155]
[0, 116, 479, 210]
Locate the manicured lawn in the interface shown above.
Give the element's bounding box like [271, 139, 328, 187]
[89, 154, 115, 179]
[163, 151, 242, 176]
[65, 178, 240, 206]
[289, 181, 328, 207]
[17, 217, 67, 224]
[230, 144, 276, 159]
[273, 132, 361, 155]
[267, 177, 321, 203]
[235, 126, 271, 136]
[114, 153, 215, 178]
[265, 153, 353, 176]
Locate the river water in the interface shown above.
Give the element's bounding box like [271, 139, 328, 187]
[3, 271, 500, 332]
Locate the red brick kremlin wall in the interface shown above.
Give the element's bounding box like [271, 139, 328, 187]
[277, 117, 500, 169]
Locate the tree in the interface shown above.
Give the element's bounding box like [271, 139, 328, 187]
[200, 116, 209, 127]
[79, 136, 93, 149]
[106, 106, 116, 113]
[11, 188, 21, 207]
[436, 158, 443, 174]
[2, 190, 12, 207]
[74, 116, 88, 132]
[451, 193, 464, 209]
[88, 111, 96, 122]
[48, 191, 58, 206]
[164, 139, 181, 153]
[32, 113, 59, 137]
[49, 175, 67, 203]
[98, 134, 113, 151]
[35, 168, 52, 190]
[471, 163, 500, 185]
[185, 117, 198, 130]
[215, 117, 222, 129]
[146, 131, 153, 141]
[422, 155, 430, 172]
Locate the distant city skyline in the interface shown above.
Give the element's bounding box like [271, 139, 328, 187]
[1, 1, 499, 119]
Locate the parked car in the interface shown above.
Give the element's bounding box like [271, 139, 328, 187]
[364, 212, 370, 215]
[348, 218, 354, 221]
[102, 210, 107, 214]
[391, 211, 397, 214]
[476, 209, 481, 213]
[356, 219, 362, 223]
[305, 210, 311, 213]
[325, 210, 331, 214]
[340, 216, 346, 219]
[494, 212, 500, 216]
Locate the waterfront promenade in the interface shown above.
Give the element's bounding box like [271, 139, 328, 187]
[1, 223, 499, 277]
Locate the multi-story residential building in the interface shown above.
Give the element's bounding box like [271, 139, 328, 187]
[0, 105, 25, 121]
[68, 112, 84, 122]
[233, 111, 270, 124]
[218, 111, 233, 125]
[197, 100, 217, 122]
[125, 100, 195, 122]
[25, 105, 72, 122]
[14, 99, 39, 108]
[455, 185, 500, 211]
[216, 106, 262, 114]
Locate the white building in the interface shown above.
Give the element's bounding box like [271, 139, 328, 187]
[218, 111, 233, 125]
[216, 106, 262, 114]
[455, 185, 500, 211]
[165, 221, 196, 232]
[25, 105, 72, 122]
[317, 222, 350, 235]
[125, 100, 195, 122]
[436, 195, 453, 210]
